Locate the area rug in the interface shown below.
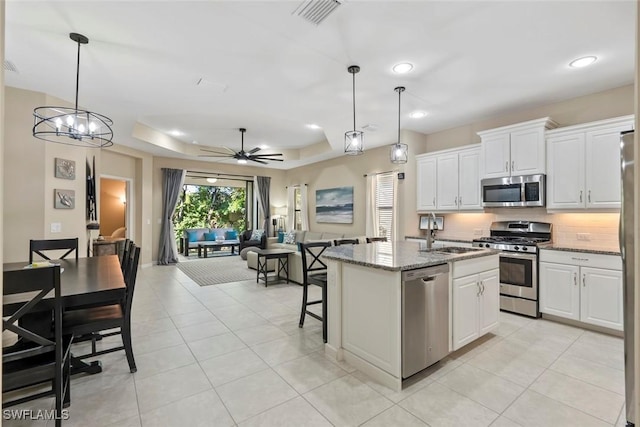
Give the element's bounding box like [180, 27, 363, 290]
[176, 256, 256, 286]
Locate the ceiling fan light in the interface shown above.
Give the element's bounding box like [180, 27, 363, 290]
[237, 159, 248, 164]
[206, 177, 218, 183]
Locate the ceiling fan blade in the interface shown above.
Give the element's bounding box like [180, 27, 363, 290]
[252, 153, 283, 158]
[254, 157, 284, 162]
[249, 158, 268, 164]
[248, 147, 261, 154]
[198, 154, 234, 158]
[221, 146, 237, 154]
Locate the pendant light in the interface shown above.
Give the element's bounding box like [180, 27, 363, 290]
[345, 65, 363, 155]
[390, 86, 408, 164]
[32, 33, 114, 147]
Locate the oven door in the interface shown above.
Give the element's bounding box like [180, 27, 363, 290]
[498, 251, 537, 300]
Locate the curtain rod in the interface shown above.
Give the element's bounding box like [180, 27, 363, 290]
[285, 184, 307, 188]
[363, 170, 398, 177]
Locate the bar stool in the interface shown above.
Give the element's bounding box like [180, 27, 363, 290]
[366, 236, 387, 243]
[334, 238, 359, 246]
[299, 241, 331, 342]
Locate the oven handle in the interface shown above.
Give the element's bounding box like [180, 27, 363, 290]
[498, 251, 537, 261]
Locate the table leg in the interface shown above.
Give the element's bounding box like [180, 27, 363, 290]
[197, 245, 202, 257]
[203, 246, 208, 258]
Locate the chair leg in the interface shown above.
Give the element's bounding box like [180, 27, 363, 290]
[121, 323, 137, 373]
[299, 282, 308, 328]
[322, 284, 327, 343]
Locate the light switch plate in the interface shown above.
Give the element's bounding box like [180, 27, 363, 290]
[577, 233, 591, 241]
[50, 222, 62, 233]
[473, 228, 483, 236]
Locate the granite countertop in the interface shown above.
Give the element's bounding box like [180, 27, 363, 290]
[322, 241, 497, 272]
[404, 236, 473, 244]
[539, 243, 621, 256]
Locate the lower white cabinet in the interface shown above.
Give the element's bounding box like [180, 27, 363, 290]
[539, 250, 623, 331]
[452, 266, 499, 350]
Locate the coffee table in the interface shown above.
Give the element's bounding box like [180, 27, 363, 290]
[197, 240, 240, 258]
[253, 248, 294, 286]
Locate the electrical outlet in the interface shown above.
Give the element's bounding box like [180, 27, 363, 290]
[473, 228, 483, 236]
[577, 233, 591, 241]
[50, 222, 61, 233]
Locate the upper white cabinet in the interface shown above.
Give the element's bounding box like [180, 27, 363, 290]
[478, 117, 558, 179]
[416, 145, 481, 212]
[546, 115, 633, 210]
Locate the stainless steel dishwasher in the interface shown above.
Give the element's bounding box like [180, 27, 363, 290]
[402, 263, 450, 379]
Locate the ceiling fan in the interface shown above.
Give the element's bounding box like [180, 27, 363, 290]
[199, 128, 284, 164]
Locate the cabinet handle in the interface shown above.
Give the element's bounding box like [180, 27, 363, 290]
[433, 197, 436, 206]
[588, 190, 591, 203]
[511, 160, 515, 172]
[481, 281, 485, 295]
[459, 196, 462, 206]
[582, 274, 586, 287]
[505, 161, 509, 172]
[454, 196, 458, 206]
[579, 190, 583, 203]
[477, 282, 481, 297]
[573, 272, 577, 286]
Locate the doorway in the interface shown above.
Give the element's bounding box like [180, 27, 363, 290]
[100, 177, 129, 238]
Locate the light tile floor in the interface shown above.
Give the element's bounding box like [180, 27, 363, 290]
[5, 263, 628, 427]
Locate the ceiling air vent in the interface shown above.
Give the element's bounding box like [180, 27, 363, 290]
[293, 0, 342, 25]
[4, 59, 18, 73]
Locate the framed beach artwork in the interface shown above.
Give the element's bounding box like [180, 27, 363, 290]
[55, 158, 76, 180]
[316, 186, 353, 224]
[54, 189, 75, 209]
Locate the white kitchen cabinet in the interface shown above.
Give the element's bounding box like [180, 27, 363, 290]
[452, 256, 500, 350]
[416, 145, 481, 212]
[478, 117, 558, 179]
[539, 249, 623, 331]
[416, 156, 437, 211]
[546, 115, 633, 210]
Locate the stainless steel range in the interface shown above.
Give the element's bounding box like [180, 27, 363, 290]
[472, 221, 552, 318]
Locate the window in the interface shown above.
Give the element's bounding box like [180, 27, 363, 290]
[294, 187, 302, 230]
[375, 172, 395, 241]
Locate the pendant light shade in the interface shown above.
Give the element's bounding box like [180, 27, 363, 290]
[390, 86, 408, 164]
[32, 33, 113, 148]
[345, 65, 364, 155]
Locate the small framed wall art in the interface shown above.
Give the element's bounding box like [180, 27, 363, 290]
[54, 189, 75, 209]
[55, 158, 76, 180]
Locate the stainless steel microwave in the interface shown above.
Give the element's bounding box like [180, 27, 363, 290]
[481, 174, 545, 208]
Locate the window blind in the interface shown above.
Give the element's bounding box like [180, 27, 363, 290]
[375, 172, 394, 241]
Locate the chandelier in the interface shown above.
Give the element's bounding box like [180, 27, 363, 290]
[32, 33, 113, 148]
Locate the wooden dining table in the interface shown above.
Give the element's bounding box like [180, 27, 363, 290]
[3, 255, 126, 374]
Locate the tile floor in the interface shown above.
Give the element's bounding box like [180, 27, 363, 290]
[5, 262, 628, 427]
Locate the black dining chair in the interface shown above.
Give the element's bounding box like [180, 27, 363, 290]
[3, 266, 73, 427]
[120, 239, 135, 274]
[118, 238, 131, 265]
[366, 237, 387, 243]
[334, 238, 359, 246]
[63, 245, 141, 373]
[299, 241, 331, 343]
[29, 238, 79, 264]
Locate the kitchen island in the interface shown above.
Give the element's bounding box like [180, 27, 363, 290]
[322, 240, 499, 391]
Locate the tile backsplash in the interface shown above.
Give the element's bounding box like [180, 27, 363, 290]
[432, 209, 620, 251]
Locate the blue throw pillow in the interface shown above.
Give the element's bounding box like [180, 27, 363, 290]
[203, 232, 217, 241]
[277, 231, 285, 243]
[225, 230, 238, 240]
[186, 231, 198, 242]
[250, 229, 264, 241]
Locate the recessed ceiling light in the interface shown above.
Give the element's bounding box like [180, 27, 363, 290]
[392, 62, 413, 74]
[192, 140, 198, 144]
[410, 111, 428, 119]
[206, 178, 218, 184]
[169, 129, 183, 137]
[306, 124, 321, 130]
[569, 56, 597, 68]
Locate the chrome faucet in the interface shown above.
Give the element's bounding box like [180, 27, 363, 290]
[425, 212, 437, 249]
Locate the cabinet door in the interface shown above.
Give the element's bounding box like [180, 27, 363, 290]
[510, 127, 546, 175]
[458, 148, 482, 210]
[581, 267, 623, 331]
[481, 133, 510, 179]
[539, 262, 580, 320]
[452, 275, 480, 350]
[478, 269, 500, 335]
[436, 153, 459, 210]
[585, 124, 632, 209]
[546, 133, 585, 209]
[416, 156, 437, 211]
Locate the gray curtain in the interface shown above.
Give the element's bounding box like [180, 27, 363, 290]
[255, 176, 271, 235]
[158, 168, 186, 265]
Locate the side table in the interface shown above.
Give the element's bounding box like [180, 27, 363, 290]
[253, 249, 294, 286]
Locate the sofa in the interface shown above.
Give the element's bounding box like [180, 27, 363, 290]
[246, 230, 366, 284]
[180, 227, 239, 256]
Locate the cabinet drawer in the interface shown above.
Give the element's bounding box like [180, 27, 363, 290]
[539, 250, 621, 270]
[453, 255, 499, 278]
